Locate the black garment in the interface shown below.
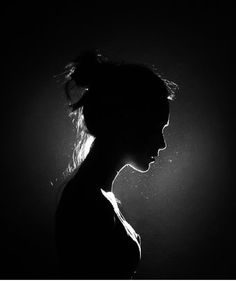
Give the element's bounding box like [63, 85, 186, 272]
[55, 177, 141, 279]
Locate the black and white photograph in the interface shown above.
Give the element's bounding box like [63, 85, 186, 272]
[1, 2, 234, 279]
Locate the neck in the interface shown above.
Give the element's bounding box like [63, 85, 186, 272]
[78, 138, 126, 192]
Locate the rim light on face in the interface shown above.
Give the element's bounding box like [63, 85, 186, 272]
[124, 117, 170, 174]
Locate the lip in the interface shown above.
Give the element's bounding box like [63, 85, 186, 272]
[149, 157, 155, 164]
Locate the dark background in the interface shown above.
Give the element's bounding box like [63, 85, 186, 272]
[1, 1, 234, 279]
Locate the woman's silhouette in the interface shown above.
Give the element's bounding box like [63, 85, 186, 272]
[55, 50, 176, 279]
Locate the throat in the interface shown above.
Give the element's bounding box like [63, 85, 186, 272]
[79, 141, 125, 193]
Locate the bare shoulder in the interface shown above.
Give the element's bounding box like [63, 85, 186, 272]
[56, 179, 115, 234]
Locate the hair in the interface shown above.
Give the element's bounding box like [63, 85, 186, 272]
[60, 50, 178, 174]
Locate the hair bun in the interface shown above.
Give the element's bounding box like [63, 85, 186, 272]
[69, 49, 105, 87]
[64, 49, 108, 111]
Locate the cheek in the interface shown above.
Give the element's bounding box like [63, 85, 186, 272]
[122, 127, 164, 154]
[124, 136, 150, 155]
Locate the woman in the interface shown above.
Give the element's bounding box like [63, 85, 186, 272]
[55, 50, 176, 279]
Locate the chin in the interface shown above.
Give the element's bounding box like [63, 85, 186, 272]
[128, 160, 153, 173]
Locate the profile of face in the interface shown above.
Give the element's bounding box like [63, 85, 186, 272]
[121, 109, 169, 173]
[132, 126, 167, 172]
